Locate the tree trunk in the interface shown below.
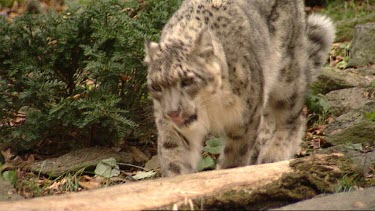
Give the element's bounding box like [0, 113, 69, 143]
[0, 153, 357, 210]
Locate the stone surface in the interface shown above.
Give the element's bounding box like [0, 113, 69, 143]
[348, 23, 375, 67]
[144, 155, 160, 170]
[274, 187, 375, 210]
[0, 180, 23, 201]
[324, 85, 375, 147]
[312, 67, 375, 94]
[320, 145, 375, 178]
[321, 83, 375, 187]
[326, 120, 375, 146]
[28, 147, 135, 177]
[325, 101, 375, 135]
[325, 87, 375, 116]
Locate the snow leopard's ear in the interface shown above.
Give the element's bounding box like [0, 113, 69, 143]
[193, 29, 215, 58]
[144, 40, 160, 64]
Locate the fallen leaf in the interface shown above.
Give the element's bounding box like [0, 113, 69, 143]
[94, 157, 120, 178]
[1, 148, 14, 162]
[78, 181, 101, 190]
[72, 93, 87, 100]
[46, 178, 67, 190]
[305, 132, 313, 138]
[38, 178, 52, 186]
[100, 157, 117, 167]
[26, 154, 35, 164]
[132, 171, 156, 180]
[326, 116, 335, 124]
[80, 175, 92, 181]
[109, 176, 127, 183]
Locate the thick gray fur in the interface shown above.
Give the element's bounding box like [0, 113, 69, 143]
[144, 0, 335, 176]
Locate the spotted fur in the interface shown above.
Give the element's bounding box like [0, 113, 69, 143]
[144, 0, 335, 177]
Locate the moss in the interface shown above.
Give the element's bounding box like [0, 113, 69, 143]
[310, 67, 354, 95]
[159, 154, 370, 210]
[327, 120, 375, 146]
[203, 154, 363, 210]
[334, 13, 375, 42]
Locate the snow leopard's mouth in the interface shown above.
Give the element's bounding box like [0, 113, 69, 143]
[169, 113, 198, 127]
[183, 114, 198, 126]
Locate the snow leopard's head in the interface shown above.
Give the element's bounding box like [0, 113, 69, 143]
[144, 30, 227, 128]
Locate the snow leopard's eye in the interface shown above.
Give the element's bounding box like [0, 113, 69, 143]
[150, 84, 162, 92]
[181, 78, 195, 88]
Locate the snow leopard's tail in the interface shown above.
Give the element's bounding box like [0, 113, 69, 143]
[306, 14, 335, 82]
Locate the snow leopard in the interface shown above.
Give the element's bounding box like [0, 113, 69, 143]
[144, 0, 335, 177]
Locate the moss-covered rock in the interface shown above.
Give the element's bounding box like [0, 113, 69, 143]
[348, 23, 375, 67]
[311, 67, 375, 94]
[326, 120, 375, 146]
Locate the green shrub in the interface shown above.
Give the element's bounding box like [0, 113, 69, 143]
[305, 93, 330, 126]
[0, 0, 182, 150]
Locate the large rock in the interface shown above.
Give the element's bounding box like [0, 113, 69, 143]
[324, 86, 375, 146]
[326, 119, 375, 146]
[275, 187, 375, 210]
[321, 82, 375, 178]
[348, 23, 375, 67]
[28, 147, 138, 177]
[312, 67, 375, 94]
[325, 87, 375, 116]
[325, 101, 375, 137]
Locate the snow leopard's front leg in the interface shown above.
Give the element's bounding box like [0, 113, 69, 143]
[156, 118, 204, 177]
[217, 114, 261, 169]
[256, 87, 307, 164]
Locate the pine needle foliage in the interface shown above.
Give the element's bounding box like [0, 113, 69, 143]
[0, 0, 182, 149]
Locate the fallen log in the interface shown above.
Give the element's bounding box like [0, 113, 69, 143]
[0, 153, 360, 210]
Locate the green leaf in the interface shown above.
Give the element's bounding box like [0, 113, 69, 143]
[132, 171, 157, 180]
[2, 171, 17, 185]
[94, 157, 120, 178]
[203, 145, 223, 154]
[203, 138, 224, 154]
[306, 93, 330, 114]
[206, 137, 224, 147]
[197, 156, 215, 172]
[336, 60, 347, 69]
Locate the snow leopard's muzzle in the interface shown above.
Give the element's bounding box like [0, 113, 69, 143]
[167, 107, 198, 127]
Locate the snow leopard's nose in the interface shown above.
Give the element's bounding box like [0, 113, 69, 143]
[167, 108, 186, 126]
[167, 108, 181, 119]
